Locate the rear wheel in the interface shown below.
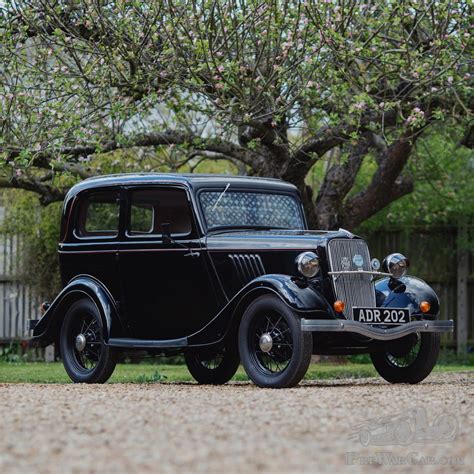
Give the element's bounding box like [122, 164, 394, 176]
[370, 332, 440, 384]
[60, 299, 118, 383]
[238, 295, 312, 388]
[184, 343, 240, 384]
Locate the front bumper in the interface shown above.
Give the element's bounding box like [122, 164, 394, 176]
[301, 319, 454, 341]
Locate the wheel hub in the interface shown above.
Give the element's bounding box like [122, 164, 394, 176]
[75, 333, 87, 352]
[259, 333, 273, 353]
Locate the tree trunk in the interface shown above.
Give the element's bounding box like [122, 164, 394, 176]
[342, 135, 416, 229]
[314, 139, 370, 230]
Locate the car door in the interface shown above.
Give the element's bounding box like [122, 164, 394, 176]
[118, 185, 219, 340]
[59, 187, 121, 300]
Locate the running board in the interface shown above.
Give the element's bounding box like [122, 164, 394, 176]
[107, 337, 188, 349]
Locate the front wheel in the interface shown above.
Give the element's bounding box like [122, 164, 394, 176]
[370, 332, 440, 384]
[238, 295, 312, 388]
[184, 343, 240, 384]
[60, 298, 118, 383]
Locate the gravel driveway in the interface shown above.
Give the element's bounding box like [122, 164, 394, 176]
[0, 372, 472, 473]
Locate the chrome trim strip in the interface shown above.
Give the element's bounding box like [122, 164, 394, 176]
[328, 270, 392, 277]
[301, 319, 454, 340]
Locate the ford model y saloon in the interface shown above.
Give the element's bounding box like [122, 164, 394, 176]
[29, 174, 453, 388]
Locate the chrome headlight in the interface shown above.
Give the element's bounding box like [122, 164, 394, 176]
[296, 252, 320, 278]
[382, 253, 409, 278]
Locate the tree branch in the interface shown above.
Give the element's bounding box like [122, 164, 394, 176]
[343, 132, 418, 229]
[0, 176, 67, 205]
[287, 109, 399, 183]
[284, 128, 346, 183]
[2, 130, 259, 169]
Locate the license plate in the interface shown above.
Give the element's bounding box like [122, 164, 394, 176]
[353, 308, 410, 325]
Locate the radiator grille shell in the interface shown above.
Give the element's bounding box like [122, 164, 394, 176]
[327, 239, 376, 319]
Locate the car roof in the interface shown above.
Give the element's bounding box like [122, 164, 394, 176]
[66, 173, 299, 200]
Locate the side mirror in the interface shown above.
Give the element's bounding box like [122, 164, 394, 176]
[161, 223, 172, 244]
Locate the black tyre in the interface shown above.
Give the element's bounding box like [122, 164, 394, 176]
[370, 333, 440, 384]
[238, 295, 312, 388]
[185, 342, 240, 384]
[60, 299, 118, 383]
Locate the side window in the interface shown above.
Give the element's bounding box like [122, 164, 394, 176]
[128, 188, 192, 237]
[130, 204, 154, 233]
[77, 191, 120, 237]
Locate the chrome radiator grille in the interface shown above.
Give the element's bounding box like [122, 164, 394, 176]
[327, 239, 376, 319]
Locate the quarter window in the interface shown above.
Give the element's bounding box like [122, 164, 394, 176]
[77, 191, 120, 237]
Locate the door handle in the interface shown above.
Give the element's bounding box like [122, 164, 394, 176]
[184, 251, 201, 258]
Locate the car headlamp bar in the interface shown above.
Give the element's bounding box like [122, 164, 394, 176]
[328, 270, 392, 276]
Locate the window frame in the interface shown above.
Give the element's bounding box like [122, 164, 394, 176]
[124, 185, 196, 240]
[73, 188, 122, 241]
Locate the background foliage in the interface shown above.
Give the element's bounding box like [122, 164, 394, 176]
[0, 1, 472, 298]
[1, 0, 472, 228]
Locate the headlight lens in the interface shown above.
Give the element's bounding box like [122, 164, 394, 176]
[371, 258, 381, 270]
[382, 253, 409, 278]
[296, 252, 320, 278]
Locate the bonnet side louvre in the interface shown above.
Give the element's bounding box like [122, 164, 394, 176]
[229, 254, 265, 284]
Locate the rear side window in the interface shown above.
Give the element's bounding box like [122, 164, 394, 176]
[76, 191, 120, 237]
[128, 188, 192, 237]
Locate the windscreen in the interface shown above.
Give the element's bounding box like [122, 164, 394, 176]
[200, 190, 304, 229]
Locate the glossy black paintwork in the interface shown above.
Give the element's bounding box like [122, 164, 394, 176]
[375, 276, 440, 317]
[187, 274, 335, 346]
[30, 275, 122, 347]
[206, 229, 348, 302]
[118, 239, 219, 339]
[32, 173, 442, 351]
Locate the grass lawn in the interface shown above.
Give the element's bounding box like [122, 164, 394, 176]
[0, 361, 472, 384]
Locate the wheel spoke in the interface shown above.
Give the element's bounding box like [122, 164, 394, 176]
[69, 312, 103, 373]
[251, 311, 293, 375]
[265, 316, 272, 333]
[386, 334, 421, 368]
[196, 348, 226, 371]
[270, 316, 282, 333]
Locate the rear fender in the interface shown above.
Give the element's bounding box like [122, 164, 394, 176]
[30, 275, 123, 348]
[188, 274, 333, 346]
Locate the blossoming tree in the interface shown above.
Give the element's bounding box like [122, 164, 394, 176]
[0, 1, 471, 229]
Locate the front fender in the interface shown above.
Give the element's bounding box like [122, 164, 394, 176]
[188, 274, 333, 346]
[245, 274, 332, 312]
[30, 275, 123, 348]
[375, 276, 440, 317]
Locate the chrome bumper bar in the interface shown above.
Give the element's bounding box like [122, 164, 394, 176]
[300, 319, 454, 341]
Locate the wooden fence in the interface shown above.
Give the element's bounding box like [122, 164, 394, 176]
[0, 230, 39, 343]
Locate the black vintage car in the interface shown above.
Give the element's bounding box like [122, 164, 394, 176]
[30, 174, 453, 388]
